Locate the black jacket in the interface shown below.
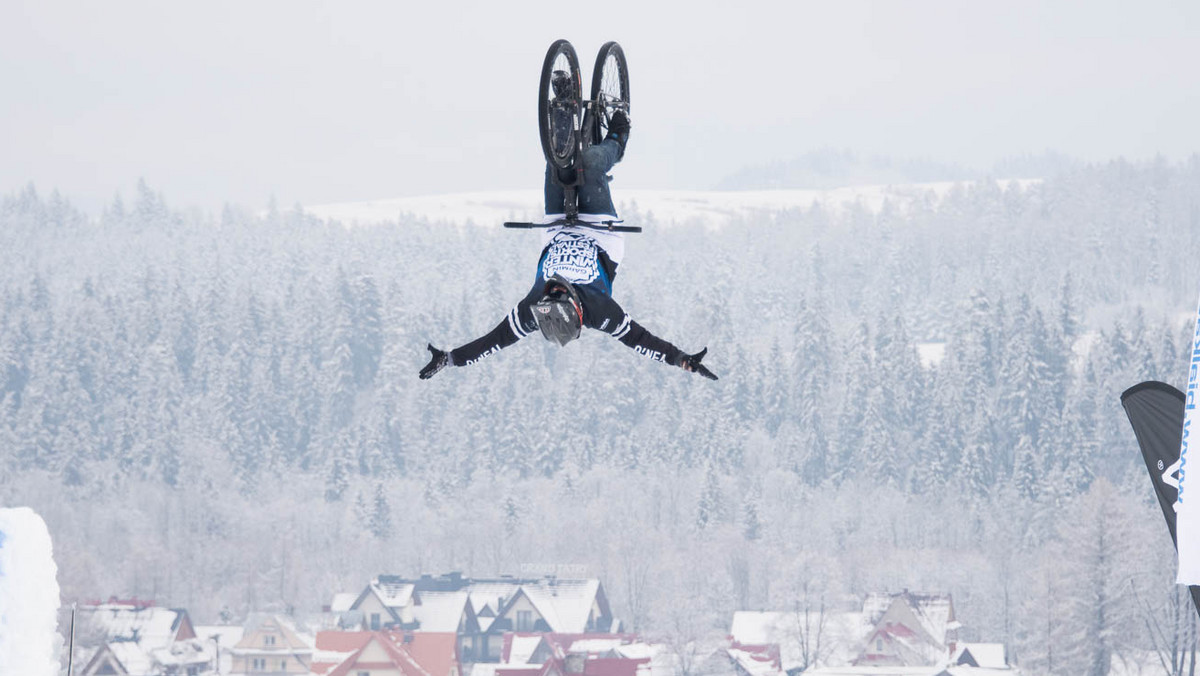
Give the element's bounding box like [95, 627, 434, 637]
[448, 228, 684, 368]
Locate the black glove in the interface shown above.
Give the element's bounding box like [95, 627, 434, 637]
[678, 347, 718, 381]
[419, 344, 450, 380]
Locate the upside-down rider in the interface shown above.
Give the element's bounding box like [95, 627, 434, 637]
[418, 107, 717, 381]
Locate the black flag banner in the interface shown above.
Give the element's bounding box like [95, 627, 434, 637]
[1120, 380, 1200, 616]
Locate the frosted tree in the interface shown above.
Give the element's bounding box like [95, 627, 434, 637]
[859, 386, 899, 486]
[324, 458, 349, 503]
[998, 295, 1044, 465]
[1042, 480, 1149, 676]
[369, 483, 392, 540]
[959, 412, 996, 495]
[696, 463, 725, 531]
[834, 321, 872, 477]
[1013, 434, 1039, 501]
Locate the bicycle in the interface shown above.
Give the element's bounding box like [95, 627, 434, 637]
[504, 39, 639, 233]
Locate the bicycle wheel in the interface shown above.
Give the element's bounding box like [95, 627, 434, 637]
[589, 41, 629, 147]
[538, 39, 582, 170]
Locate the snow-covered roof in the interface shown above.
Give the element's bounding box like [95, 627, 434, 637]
[470, 664, 505, 676]
[469, 583, 523, 615]
[862, 592, 956, 646]
[727, 645, 783, 676]
[414, 590, 471, 631]
[148, 638, 211, 668]
[469, 582, 523, 632]
[107, 641, 154, 676]
[567, 638, 627, 654]
[730, 612, 787, 645]
[521, 579, 601, 633]
[372, 577, 417, 608]
[81, 605, 187, 650]
[506, 634, 545, 664]
[330, 593, 358, 613]
[730, 610, 870, 671]
[614, 643, 665, 661]
[950, 644, 1007, 670]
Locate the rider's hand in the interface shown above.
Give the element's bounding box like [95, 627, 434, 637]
[679, 347, 718, 381]
[419, 344, 450, 380]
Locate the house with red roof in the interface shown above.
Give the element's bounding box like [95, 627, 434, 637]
[730, 591, 1008, 676]
[310, 630, 460, 676]
[473, 632, 668, 676]
[853, 592, 959, 667]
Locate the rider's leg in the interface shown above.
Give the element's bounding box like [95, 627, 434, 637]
[577, 139, 620, 217]
[543, 164, 566, 215]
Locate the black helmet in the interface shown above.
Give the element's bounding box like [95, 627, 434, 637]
[533, 275, 583, 346]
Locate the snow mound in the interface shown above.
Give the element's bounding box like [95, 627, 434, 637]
[0, 507, 62, 676]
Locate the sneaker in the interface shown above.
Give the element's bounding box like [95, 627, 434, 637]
[605, 110, 630, 160]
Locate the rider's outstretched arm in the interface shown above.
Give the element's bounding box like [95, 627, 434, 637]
[419, 289, 540, 379]
[588, 295, 718, 380]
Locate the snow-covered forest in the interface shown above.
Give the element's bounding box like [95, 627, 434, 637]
[2, 156, 1200, 674]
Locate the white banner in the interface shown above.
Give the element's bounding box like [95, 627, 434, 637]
[1178, 291, 1200, 584]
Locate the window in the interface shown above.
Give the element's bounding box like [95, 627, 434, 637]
[359, 672, 371, 676]
[265, 634, 276, 646]
[281, 659, 288, 670]
[371, 613, 382, 630]
[517, 610, 533, 631]
[876, 638, 883, 651]
[252, 657, 266, 670]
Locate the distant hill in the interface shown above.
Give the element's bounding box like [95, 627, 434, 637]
[713, 148, 1079, 190]
[713, 148, 977, 190]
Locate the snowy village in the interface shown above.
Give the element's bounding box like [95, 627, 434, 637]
[3, 4, 1200, 676]
[70, 573, 1009, 676]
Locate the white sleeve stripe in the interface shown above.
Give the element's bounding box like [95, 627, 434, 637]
[509, 308, 528, 338]
[612, 315, 632, 338]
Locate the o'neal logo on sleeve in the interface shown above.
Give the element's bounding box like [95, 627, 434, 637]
[633, 346, 667, 362]
[542, 232, 601, 283]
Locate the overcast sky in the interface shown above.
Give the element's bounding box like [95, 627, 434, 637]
[3, 0, 1198, 213]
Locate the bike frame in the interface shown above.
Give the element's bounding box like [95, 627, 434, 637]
[551, 99, 597, 220]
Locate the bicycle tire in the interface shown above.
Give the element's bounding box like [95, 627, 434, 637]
[589, 41, 629, 147]
[538, 40, 582, 171]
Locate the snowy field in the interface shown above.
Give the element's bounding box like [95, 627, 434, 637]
[302, 180, 1040, 228]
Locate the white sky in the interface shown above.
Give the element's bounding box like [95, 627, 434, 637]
[2, 0, 1198, 212]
